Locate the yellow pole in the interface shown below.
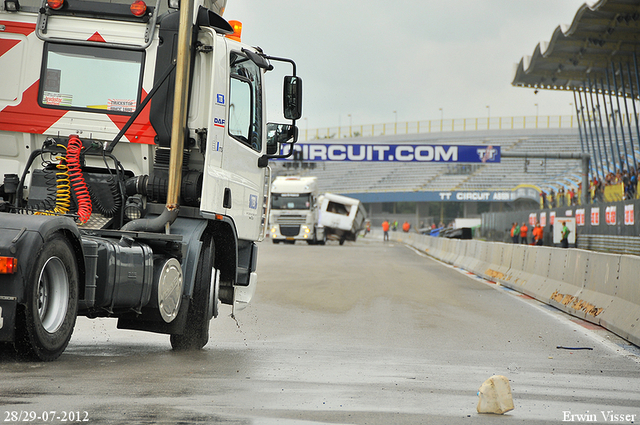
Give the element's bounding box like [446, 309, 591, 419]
[166, 0, 195, 209]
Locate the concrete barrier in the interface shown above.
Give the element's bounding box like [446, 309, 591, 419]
[602, 255, 640, 347]
[480, 243, 511, 283]
[447, 239, 465, 265]
[466, 240, 490, 277]
[453, 240, 476, 271]
[501, 244, 536, 297]
[571, 252, 619, 323]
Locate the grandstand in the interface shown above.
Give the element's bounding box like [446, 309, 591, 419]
[271, 127, 583, 198]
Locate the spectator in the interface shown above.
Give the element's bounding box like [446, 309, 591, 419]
[568, 188, 576, 206]
[549, 189, 556, 208]
[540, 191, 547, 209]
[623, 171, 630, 200]
[533, 222, 543, 246]
[596, 179, 604, 203]
[519, 222, 529, 244]
[560, 221, 570, 248]
[558, 187, 565, 207]
[382, 220, 390, 241]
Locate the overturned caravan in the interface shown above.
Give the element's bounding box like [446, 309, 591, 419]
[317, 193, 366, 245]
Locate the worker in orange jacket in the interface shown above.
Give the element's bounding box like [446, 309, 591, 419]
[519, 222, 529, 244]
[382, 220, 390, 241]
[402, 221, 411, 232]
[532, 222, 543, 246]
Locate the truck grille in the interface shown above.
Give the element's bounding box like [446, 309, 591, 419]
[275, 215, 306, 225]
[280, 225, 300, 237]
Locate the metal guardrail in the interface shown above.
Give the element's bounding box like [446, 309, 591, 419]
[302, 115, 577, 141]
[577, 234, 640, 256]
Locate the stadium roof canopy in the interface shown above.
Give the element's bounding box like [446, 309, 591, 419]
[512, 0, 640, 95]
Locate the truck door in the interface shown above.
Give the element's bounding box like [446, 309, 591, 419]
[218, 44, 266, 241]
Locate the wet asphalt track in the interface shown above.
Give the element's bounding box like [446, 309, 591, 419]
[1, 237, 640, 424]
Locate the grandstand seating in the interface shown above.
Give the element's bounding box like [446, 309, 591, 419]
[270, 128, 584, 195]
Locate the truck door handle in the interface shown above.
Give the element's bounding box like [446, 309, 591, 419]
[224, 188, 232, 209]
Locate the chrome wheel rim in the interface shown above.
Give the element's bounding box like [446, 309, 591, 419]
[37, 257, 69, 333]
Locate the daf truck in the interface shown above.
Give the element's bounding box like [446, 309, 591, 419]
[268, 176, 324, 244]
[0, 0, 302, 360]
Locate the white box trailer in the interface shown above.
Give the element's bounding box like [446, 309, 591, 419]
[317, 193, 366, 245]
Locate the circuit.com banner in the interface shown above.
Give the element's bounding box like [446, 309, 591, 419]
[280, 143, 500, 163]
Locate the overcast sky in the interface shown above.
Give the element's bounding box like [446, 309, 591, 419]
[223, 0, 588, 130]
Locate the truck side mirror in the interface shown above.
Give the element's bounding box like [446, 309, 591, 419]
[283, 76, 302, 120]
[266, 123, 297, 155]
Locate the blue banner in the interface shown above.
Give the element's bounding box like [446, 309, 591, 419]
[281, 143, 500, 163]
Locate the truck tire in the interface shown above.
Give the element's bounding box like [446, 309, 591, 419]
[14, 234, 78, 361]
[170, 236, 216, 350]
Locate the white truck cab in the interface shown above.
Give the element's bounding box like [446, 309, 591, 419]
[269, 176, 323, 244]
[0, 0, 302, 360]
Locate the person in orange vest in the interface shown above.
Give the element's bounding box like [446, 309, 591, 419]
[382, 220, 390, 241]
[519, 222, 529, 244]
[402, 221, 411, 232]
[532, 221, 543, 246]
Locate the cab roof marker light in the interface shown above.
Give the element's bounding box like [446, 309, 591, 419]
[0, 257, 17, 274]
[226, 20, 242, 42]
[130, 0, 147, 16]
[46, 0, 63, 10]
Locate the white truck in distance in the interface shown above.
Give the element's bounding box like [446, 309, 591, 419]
[0, 0, 302, 361]
[269, 176, 324, 244]
[317, 193, 366, 245]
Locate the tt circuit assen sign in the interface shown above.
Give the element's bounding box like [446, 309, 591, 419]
[283, 143, 500, 163]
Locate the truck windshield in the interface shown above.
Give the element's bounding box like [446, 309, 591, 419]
[40, 43, 143, 113]
[271, 193, 311, 210]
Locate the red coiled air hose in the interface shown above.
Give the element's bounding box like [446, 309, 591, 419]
[66, 135, 92, 224]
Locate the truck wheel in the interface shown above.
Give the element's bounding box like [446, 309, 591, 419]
[170, 236, 216, 350]
[14, 234, 78, 361]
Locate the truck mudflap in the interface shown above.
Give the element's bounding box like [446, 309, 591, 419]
[232, 271, 257, 315]
[0, 299, 16, 342]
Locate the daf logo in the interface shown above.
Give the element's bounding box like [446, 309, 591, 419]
[477, 146, 497, 162]
[249, 194, 258, 210]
